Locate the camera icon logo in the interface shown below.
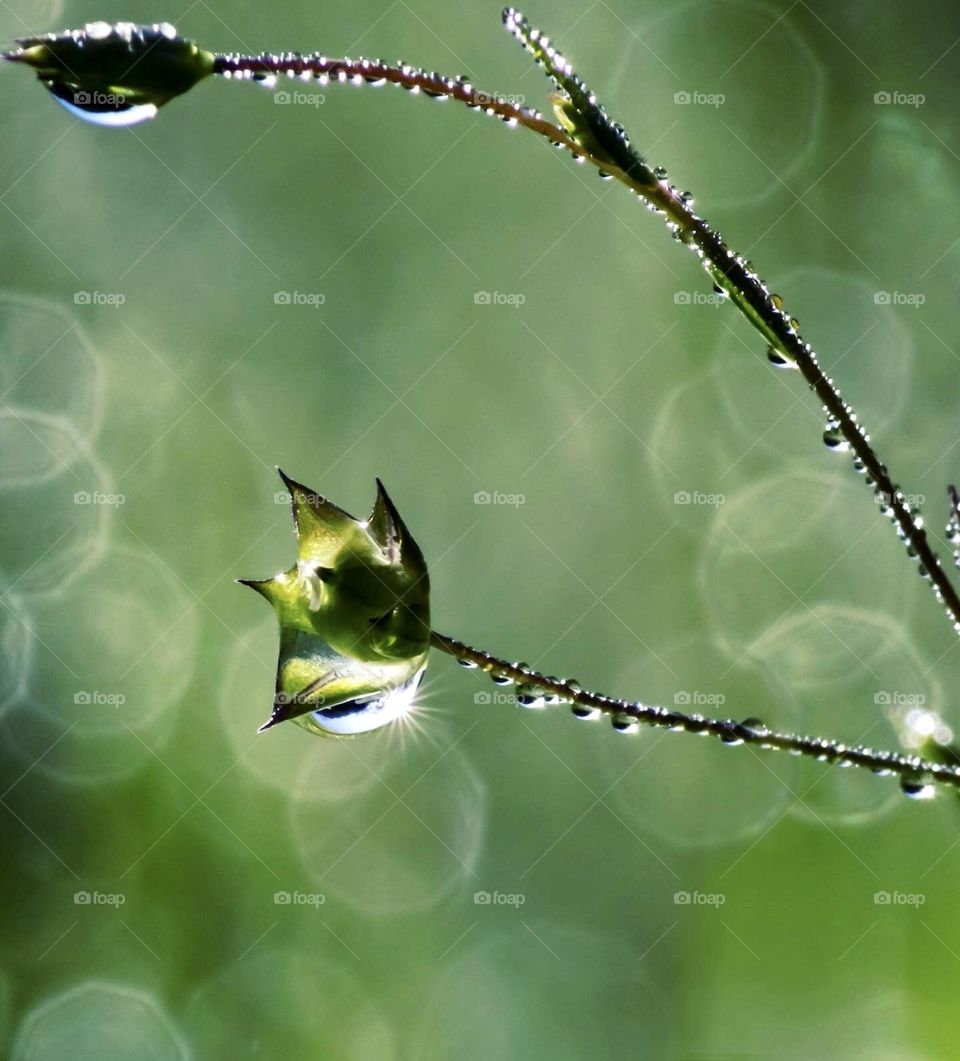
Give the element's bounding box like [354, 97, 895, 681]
[74, 890, 92, 904]
[673, 491, 692, 505]
[273, 291, 292, 305]
[274, 91, 291, 104]
[474, 491, 492, 505]
[874, 91, 891, 104]
[673, 891, 691, 904]
[473, 291, 492, 305]
[674, 91, 691, 104]
[873, 291, 892, 305]
[473, 691, 492, 705]
[74, 292, 92, 305]
[273, 891, 292, 904]
[673, 691, 691, 705]
[474, 890, 492, 904]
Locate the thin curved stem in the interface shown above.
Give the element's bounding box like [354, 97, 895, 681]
[430, 630, 960, 794]
[211, 10, 960, 639]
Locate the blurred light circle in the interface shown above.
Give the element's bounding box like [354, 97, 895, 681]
[0, 545, 199, 784]
[12, 980, 188, 1060]
[0, 409, 112, 597]
[0, 294, 104, 441]
[292, 723, 487, 915]
[183, 950, 393, 1059]
[597, 633, 800, 848]
[416, 924, 666, 1058]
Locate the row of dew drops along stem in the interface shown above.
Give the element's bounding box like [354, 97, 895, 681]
[454, 654, 954, 801]
[219, 52, 544, 131]
[23, 17, 960, 796]
[505, 7, 960, 641]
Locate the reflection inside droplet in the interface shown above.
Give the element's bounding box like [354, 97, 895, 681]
[297, 666, 426, 737]
[47, 81, 159, 126]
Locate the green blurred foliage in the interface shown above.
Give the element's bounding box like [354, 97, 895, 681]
[3, 1, 960, 1058]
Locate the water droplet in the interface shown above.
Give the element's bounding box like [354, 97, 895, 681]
[491, 673, 513, 686]
[653, 166, 668, 181]
[611, 714, 638, 733]
[48, 83, 159, 126]
[457, 657, 479, 669]
[900, 773, 935, 799]
[516, 684, 545, 709]
[822, 423, 849, 451]
[767, 346, 793, 368]
[770, 293, 784, 311]
[571, 704, 601, 721]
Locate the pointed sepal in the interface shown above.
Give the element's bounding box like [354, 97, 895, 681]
[241, 475, 431, 738]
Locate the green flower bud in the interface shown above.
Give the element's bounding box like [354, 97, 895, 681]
[240, 471, 430, 738]
[3, 21, 214, 126]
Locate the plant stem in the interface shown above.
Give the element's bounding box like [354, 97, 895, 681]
[212, 10, 960, 639]
[430, 630, 960, 794]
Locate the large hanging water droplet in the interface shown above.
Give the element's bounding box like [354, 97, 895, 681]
[47, 82, 160, 126]
[515, 684, 546, 709]
[767, 346, 794, 368]
[900, 773, 935, 799]
[5, 22, 215, 126]
[822, 423, 850, 452]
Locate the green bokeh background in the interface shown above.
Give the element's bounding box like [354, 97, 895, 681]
[3, 1, 960, 1057]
